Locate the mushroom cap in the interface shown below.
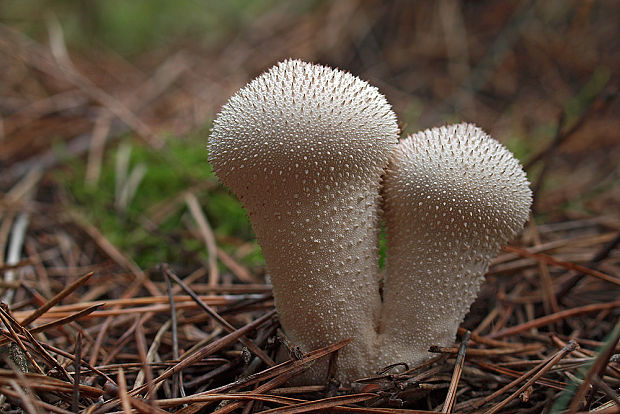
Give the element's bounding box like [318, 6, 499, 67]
[383, 123, 531, 251]
[209, 59, 399, 201]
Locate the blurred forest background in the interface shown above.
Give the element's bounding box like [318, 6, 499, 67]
[0, 1, 619, 412]
[1, 0, 618, 268]
[0, 0, 620, 264]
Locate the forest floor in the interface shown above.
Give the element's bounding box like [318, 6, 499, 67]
[0, 2, 618, 413]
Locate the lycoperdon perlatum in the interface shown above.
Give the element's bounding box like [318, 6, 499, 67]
[209, 60, 531, 384]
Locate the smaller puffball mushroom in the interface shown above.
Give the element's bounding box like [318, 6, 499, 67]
[377, 123, 531, 368]
[209, 60, 399, 383]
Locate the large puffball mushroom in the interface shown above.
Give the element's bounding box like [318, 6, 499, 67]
[209, 60, 399, 383]
[377, 123, 531, 368]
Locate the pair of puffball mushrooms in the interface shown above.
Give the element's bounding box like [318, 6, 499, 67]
[209, 59, 532, 384]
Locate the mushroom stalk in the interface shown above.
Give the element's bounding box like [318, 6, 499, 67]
[377, 123, 532, 368]
[209, 60, 399, 382]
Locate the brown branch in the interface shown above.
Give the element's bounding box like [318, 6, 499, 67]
[163, 265, 275, 366]
[20, 271, 94, 326]
[568, 323, 620, 412]
[482, 340, 578, 414]
[441, 330, 470, 413]
[502, 245, 620, 287]
[487, 302, 620, 339]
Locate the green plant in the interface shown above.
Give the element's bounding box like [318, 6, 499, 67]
[59, 131, 258, 269]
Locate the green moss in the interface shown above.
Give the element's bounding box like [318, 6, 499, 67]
[59, 131, 258, 269]
[1, 0, 297, 56]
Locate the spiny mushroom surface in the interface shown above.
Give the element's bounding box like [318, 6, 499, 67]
[377, 123, 532, 368]
[209, 59, 399, 382]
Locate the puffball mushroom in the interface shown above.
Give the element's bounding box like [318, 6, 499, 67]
[209, 60, 399, 382]
[377, 123, 531, 368]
